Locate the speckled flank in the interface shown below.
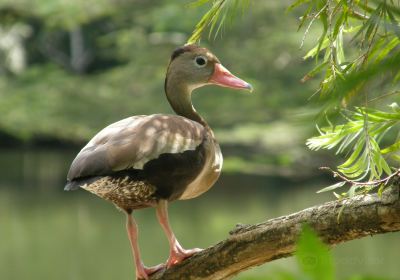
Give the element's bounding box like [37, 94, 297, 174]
[81, 176, 158, 210]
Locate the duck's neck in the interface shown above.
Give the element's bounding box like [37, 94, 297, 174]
[165, 76, 207, 127]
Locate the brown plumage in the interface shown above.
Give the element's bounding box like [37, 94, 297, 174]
[82, 176, 157, 210]
[65, 44, 252, 280]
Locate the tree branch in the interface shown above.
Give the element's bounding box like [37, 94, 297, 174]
[149, 183, 400, 280]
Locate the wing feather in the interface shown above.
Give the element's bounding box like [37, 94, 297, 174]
[67, 114, 205, 181]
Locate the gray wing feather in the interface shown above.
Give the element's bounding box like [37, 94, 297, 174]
[67, 114, 205, 181]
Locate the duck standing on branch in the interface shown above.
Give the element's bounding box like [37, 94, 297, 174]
[65, 44, 253, 279]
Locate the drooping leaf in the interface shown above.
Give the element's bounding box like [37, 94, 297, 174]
[296, 225, 335, 280]
[316, 181, 346, 193]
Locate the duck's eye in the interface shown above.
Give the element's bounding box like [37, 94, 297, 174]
[194, 56, 207, 67]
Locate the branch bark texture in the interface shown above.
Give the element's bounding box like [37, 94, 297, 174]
[149, 184, 400, 280]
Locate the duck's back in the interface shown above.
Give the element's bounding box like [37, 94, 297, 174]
[65, 114, 222, 210]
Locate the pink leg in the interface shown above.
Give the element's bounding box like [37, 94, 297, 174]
[156, 200, 202, 268]
[126, 212, 164, 279]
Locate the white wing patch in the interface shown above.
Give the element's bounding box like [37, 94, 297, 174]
[131, 126, 202, 169]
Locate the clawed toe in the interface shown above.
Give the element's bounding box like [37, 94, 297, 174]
[166, 247, 203, 268]
[136, 263, 165, 280]
[145, 263, 165, 274]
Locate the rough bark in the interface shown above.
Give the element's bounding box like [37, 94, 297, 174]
[149, 184, 400, 280]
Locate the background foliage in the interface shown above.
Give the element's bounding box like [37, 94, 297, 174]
[0, 0, 311, 141]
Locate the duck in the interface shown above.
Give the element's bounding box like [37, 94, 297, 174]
[65, 44, 252, 279]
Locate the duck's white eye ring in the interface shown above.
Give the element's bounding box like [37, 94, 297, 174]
[194, 56, 207, 67]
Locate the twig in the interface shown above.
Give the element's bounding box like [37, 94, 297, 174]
[349, 9, 370, 20]
[320, 166, 400, 187]
[367, 90, 400, 103]
[300, 3, 328, 49]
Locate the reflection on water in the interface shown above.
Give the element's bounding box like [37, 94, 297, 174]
[0, 149, 398, 280]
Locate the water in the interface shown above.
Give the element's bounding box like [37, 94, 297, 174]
[0, 149, 398, 280]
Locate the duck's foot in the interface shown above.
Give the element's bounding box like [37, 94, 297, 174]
[166, 245, 202, 268]
[136, 263, 165, 280]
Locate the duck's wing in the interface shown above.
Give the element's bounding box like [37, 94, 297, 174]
[66, 114, 205, 189]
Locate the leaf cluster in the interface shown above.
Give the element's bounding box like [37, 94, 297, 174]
[292, 0, 400, 192]
[291, 0, 400, 106]
[307, 105, 400, 196]
[188, 0, 250, 43]
[190, 0, 400, 195]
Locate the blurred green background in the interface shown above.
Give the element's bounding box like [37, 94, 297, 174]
[0, 1, 398, 279]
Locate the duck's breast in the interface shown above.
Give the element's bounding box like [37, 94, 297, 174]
[179, 135, 223, 200]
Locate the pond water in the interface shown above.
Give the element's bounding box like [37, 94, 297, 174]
[0, 148, 398, 280]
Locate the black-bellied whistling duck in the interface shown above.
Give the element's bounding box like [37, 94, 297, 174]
[65, 44, 252, 279]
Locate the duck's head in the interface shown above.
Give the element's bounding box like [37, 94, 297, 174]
[165, 44, 253, 93]
[164, 44, 252, 125]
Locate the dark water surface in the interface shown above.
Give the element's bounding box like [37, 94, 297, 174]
[0, 148, 398, 280]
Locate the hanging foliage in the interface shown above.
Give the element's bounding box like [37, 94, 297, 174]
[190, 0, 400, 196]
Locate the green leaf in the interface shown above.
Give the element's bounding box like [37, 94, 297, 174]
[333, 191, 342, 199]
[317, 181, 346, 193]
[386, 5, 400, 39]
[304, 38, 330, 59]
[296, 225, 335, 280]
[380, 155, 392, 175]
[335, 27, 345, 64]
[315, 6, 328, 62]
[377, 184, 386, 198]
[347, 184, 358, 197]
[188, 0, 249, 43]
[188, 0, 211, 8]
[301, 61, 329, 82]
[381, 140, 400, 154]
[287, 0, 311, 12]
[332, 11, 345, 39]
[298, 3, 314, 31]
[188, 0, 227, 43]
[371, 37, 400, 64]
[338, 137, 365, 168]
[392, 154, 400, 162]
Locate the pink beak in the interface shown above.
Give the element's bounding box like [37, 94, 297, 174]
[209, 63, 253, 92]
